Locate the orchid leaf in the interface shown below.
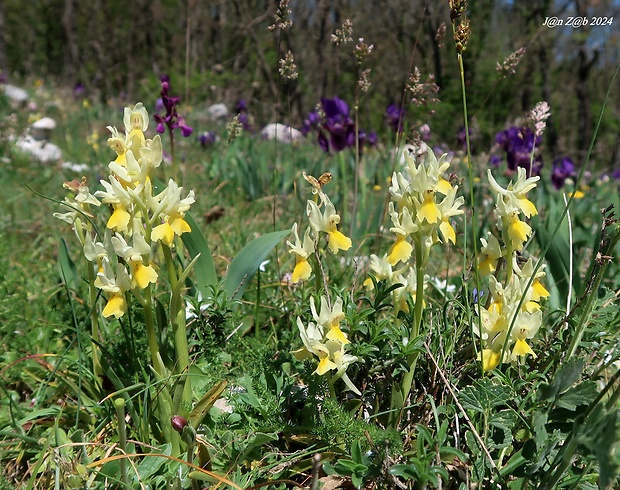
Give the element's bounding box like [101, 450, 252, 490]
[223, 230, 289, 300]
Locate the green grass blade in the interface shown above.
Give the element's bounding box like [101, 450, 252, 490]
[58, 238, 79, 291]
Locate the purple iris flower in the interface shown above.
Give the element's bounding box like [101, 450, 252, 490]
[235, 99, 248, 113]
[322, 96, 350, 121]
[153, 75, 193, 138]
[318, 96, 355, 153]
[301, 110, 321, 135]
[611, 169, 620, 180]
[494, 126, 543, 177]
[357, 130, 378, 154]
[303, 96, 376, 155]
[490, 154, 502, 167]
[551, 156, 576, 189]
[237, 112, 251, 131]
[385, 103, 406, 133]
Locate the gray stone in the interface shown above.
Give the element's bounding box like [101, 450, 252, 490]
[260, 123, 302, 144]
[31, 117, 57, 141]
[207, 103, 228, 121]
[3, 84, 29, 105]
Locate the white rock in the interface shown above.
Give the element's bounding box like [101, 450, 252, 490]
[260, 123, 302, 144]
[213, 398, 233, 413]
[207, 103, 228, 121]
[31, 117, 57, 141]
[32, 117, 57, 130]
[3, 84, 29, 104]
[15, 136, 62, 163]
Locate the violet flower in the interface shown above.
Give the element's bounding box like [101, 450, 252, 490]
[233, 98, 252, 131]
[493, 126, 543, 177]
[153, 75, 193, 137]
[301, 110, 321, 136]
[304, 96, 376, 155]
[551, 156, 576, 190]
[385, 103, 406, 133]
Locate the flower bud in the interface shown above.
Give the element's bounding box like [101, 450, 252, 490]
[171, 415, 188, 433]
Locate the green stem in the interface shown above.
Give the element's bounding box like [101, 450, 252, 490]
[162, 244, 178, 291]
[168, 129, 177, 183]
[338, 152, 348, 224]
[393, 239, 428, 427]
[455, 27, 483, 376]
[87, 263, 103, 386]
[114, 398, 129, 487]
[350, 98, 360, 238]
[255, 268, 261, 337]
[143, 286, 180, 454]
[326, 373, 337, 400]
[172, 309, 192, 417]
[143, 286, 164, 376]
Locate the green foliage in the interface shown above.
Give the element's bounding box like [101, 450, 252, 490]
[223, 229, 290, 300]
[2, 11, 620, 488]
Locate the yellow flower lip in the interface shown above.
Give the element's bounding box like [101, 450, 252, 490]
[292, 258, 312, 283]
[102, 293, 126, 318]
[327, 230, 352, 254]
[387, 237, 412, 265]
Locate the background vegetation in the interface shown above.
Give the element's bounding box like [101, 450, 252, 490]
[1, 0, 619, 168]
[1, 1, 620, 489]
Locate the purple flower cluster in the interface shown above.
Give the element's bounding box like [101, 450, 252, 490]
[302, 96, 376, 154]
[154, 75, 193, 137]
[385, 103, 406, 133]
[492, 127, 542, 177]
[551, 156, 577, 189]
[235, 99, 252, 131]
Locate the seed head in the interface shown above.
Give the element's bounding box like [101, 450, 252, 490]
[454, 18, 471, 53]
[332, 19, 353, 46]
[279, 50, 299, 80]
[450, 0, 467, 21]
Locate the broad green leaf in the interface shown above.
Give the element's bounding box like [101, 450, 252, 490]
[351, 440, 363, 464]
[133, 443, 172, 481]
[58, 238, 79, 290]
[182, 212, 217, 297]
[188, 379, 227, 429]
[389, 463, 419, 479]
[581, 406, 620, 489]
[458, 378, 512, 414]
[555, 381, 598, 410]
[488, 409, 517, 451]
[538, 358, 585, 404]
[223, 230, 289, 300]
